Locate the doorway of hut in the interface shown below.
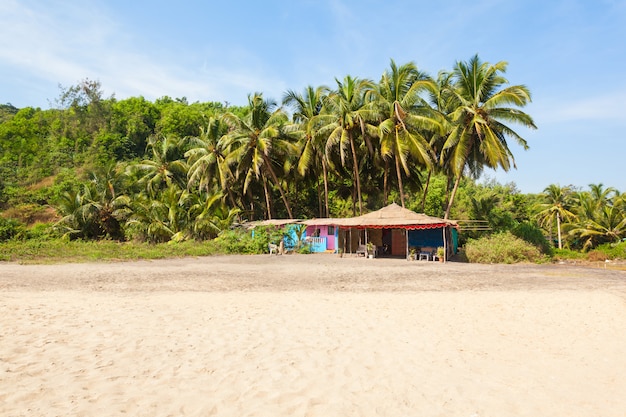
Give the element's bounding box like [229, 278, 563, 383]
[381, 228, 392, 257]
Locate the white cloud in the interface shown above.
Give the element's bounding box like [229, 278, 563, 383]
[0, 1, 288, 106]
[537, 90, 626, 124]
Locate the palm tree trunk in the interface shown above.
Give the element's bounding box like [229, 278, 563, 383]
[444, 175, 461, 220]
[262, 177, 272, 220]
[316, 176, 323, 218]
[262, 155, 294, 219]
[383, 159, 389, 205]
[227, 188, 237, 211]
[557, 212, 562, 249]
[348, 131, 363, 215]
[322, 159, 330, 217]
[421, 170, 432, 212]
[394, 153, 406, 208]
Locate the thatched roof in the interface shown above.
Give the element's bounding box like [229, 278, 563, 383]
[333, 203, 457, 229]
[242, 219, 301, 229]
[299, 218, 345, 226]
[297, 204, 456, 230]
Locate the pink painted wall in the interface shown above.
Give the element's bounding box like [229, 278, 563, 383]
[305, 225, 336, 251]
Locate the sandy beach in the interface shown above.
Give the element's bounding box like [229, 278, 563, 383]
[1, 255, 626, 416]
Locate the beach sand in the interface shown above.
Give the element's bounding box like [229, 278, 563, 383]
[1, 255, 626, 416]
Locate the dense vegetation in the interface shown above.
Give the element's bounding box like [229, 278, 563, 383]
[1, 56, 625, 262]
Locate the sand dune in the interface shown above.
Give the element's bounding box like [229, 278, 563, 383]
[1, 255, 625, 416]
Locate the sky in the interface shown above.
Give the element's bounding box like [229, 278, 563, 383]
[1, 0, 625, 194]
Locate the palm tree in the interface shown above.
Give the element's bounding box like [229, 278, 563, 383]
[535, 184, 576, 249]
[371, 60, 442, 207]
[130, 135, 189, 198]
[55, 188, 99, 240]
[125, 185, 187, 243]
[283, 85, 330, 216]
[421, 71, 455, 212]
[222, 93, 296, 219]
[567, 184, 625, 249]
[184, 117, 236, 206]
[440, 55, 536, 219]
[588, 183, 618, 210]
[316, 76, 377, 215]
[55, 173, 130, 241]
[187, 191, 241, 240]
[569, 205, 626, 249]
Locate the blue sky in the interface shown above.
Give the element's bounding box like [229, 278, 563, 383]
[1, 0, 625, 194]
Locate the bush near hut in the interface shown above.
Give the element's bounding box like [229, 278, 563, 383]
[465, 231, 543, 264]
[511, 221, 553, 255]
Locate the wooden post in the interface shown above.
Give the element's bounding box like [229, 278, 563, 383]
[349, 228, 353, 256]
[405, 228, 409, 260]
[442, 226, 447, 263]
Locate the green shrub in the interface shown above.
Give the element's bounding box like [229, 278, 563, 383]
[0, 239, 221, 263]
[552, 248, 586, 261]
[593, 241, 626, 260]
[464, 231, 543, 264]
[24, 223, 60, 240]
[0, 217, 25, 241]
[213, 228, 269, 254]
[512, 222, 553, 255]
[297, 245, 312, 254]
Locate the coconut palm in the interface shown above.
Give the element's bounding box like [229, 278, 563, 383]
[315, 75, 377, 215]
[418, 71, 456, 212]
[569, 205, 626, 249]
[187, 191, 241, 240]
[184, 117, 236, 206]
[440, 55, 536, 219]
[130, 135, 189, 198]
[125, 185, 187, 243]
[371, 60, 442, 207]
[535, 184, 576, 249]
[567, 184, 625, 249]
[55, 176, 130, 241]
[588, 183, 618, 210]
[283, 85, 330, 216]
[222, 93, 296, 219]
[55, 188, 99, 239]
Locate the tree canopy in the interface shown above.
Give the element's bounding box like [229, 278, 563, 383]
[2, 57, 622, 252]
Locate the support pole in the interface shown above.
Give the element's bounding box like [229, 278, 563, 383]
[405, 228, 409, 260]
[442, 226, 447, 263]
[350, 228, 353, 256]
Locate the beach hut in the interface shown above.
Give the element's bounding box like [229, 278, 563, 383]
[335, 203, 458, 261]
[299, 218, 342, 253]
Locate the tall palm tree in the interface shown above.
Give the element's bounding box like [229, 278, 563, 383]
[420, 71, 455, 212]
[316, 76, 376, 215]
[371, 60, 442, 207]
[283, 85, 331, 216]
[588, 183, 618, 210]
[222, 93, 296, 219]
[440, 55, 536, 219]
[184, 117, 236, 206]
[535, 184, 576, 249]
